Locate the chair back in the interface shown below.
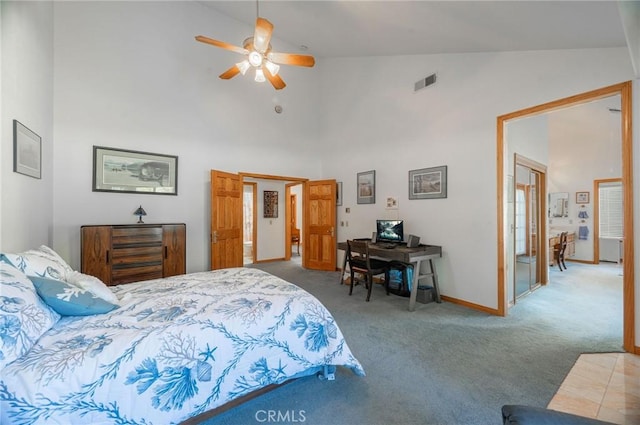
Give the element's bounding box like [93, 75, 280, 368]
[347, 239, 370, 270]
[559, 232, 568, 253]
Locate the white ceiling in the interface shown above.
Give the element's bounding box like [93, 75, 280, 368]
[199, 0, 630, 58]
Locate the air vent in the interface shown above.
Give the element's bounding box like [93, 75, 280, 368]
[414, 73, 437, 92]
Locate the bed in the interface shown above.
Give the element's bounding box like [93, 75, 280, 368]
[0, 246, 365, 425]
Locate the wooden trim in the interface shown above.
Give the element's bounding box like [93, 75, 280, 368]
[179, 380, 297, 425]
[496, 81, 634, 352]
[441, 295, 500, 316]
[240, 172, 308, 182]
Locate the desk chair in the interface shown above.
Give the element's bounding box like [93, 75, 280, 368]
[553, 231, 568, 271]
[346, 239, 390, 302]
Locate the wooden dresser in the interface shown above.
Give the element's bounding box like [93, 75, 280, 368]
[81, 223, 186, 286]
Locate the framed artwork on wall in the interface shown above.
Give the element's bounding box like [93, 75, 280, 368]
[93, 146, 178, 195]
[576, 191, 590, 204]
[264, 190, 278, 218]
[336, 181, 343, 206]
[357, 170, 375, 204]
[13, 120, 41, 179]
[409, 165, 447, 200]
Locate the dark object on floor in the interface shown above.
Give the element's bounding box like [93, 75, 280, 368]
[502, 405, 615, 425]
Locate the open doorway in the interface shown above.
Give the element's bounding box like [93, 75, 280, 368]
[243, 182, 257, 265]
[497, 81, 634, 352]
[512, 158, 546, 305]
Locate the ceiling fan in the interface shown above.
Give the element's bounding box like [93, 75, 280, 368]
[195, 16, 315, 90]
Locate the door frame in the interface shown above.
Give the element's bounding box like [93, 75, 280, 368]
[593, 178, 623, 265]
[496, 81, 635, 353]
[240, 172, 308, 263]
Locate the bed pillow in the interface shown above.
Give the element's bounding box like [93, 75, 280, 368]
[0, 262, 61, 370]
[29, 276, 119, 316]
[65, 270, 119, 305]
[1, 245, 73, 280]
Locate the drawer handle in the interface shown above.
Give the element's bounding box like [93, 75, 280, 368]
[164, 246, 168, 259]
[106, 250, 110, 264]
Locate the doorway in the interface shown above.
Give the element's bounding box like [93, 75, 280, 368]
[513, 160, 545, 303]
[496, 81, 635, 353]
[243, 182, 257, 265]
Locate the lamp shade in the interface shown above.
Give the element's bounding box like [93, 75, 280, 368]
[134, 206, 147, 223]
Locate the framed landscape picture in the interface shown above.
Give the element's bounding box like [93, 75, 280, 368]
[409, 165, 447, 200]
[93, 146, 178, 195]
[357, 170, 375, 204]
[13, 120, 41, 179]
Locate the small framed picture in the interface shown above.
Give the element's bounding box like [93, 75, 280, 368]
[357, 170, 375, 204]
[409, 165, 447, 200]
[576, 191, 590, 204]
[336, 181, 343, 206]
[264, 190, 278, 218]
[13, 120, 41, 179]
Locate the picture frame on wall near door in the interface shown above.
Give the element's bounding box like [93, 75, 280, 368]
[576, 191, 590, 204]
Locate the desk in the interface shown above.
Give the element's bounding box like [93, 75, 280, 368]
[337, 241, 442, 311]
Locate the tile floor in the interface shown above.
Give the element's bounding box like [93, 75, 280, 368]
[547, 352, 640, 424]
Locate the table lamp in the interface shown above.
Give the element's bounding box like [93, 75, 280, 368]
[134, 205, 147, 223]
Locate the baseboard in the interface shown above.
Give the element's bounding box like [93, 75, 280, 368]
[441, 295, 501, 316]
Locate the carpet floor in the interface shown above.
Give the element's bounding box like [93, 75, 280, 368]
[201, 260, 623, 425]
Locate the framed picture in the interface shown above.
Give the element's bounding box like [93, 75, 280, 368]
[264, 190, 278, 218]
[93, 146, 178, 195]
[576, 191, 590, 204]
[357, 170, 375, 204]
[13, 120, 41, 179]
[409, 165, 447, 200]
[336, 181, 343, 206]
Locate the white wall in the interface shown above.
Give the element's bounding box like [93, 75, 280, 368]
[318, 49, 634, 309]
[51, 1, 321, 272]
[1, 1, 54, 252]
[548, 99, 622, 261]
[3, 1, 639, 343]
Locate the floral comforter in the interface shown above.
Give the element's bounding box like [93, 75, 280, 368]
[0, 267, 365, 424]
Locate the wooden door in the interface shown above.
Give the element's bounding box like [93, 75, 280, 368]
[162, 224, 186, 277]
[81, 226, 112, 284]
[210, 170, 243, 270]
[304, 179, 336, 271]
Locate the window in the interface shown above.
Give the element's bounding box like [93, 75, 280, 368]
[599, 182, 623, 238]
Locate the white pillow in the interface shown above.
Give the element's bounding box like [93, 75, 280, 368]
[64, 270, 119, 305]
[1, 245, 73, 280]
[0, 261, 60, 370]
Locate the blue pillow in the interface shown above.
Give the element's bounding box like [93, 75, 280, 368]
[29, 277, 118, 316]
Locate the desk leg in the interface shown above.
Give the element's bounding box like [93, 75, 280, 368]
[408, 260, 421, 312]
[429, 259, 442, 303]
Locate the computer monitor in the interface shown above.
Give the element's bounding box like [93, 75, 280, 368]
[376, 220, 404, 243]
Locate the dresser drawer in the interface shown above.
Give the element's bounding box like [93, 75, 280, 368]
[111, 246, 163, 265]
[112, 226, 163, 246]
[112, 264, 163, 285]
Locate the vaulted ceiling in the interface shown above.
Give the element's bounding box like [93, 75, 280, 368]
[201, 1, 633, 59]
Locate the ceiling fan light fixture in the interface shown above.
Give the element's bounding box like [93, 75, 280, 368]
[236, 60, 251, 75]
[265, 60, 280, 76]
[254, 68, 266, 83]
[248, 51, 263, 67]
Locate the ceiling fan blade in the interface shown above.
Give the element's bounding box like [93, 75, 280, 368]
[219, 65, 241, 80]
[263, 66, 286, 90]
[195, 35, 248, 55]
[268, 52, 315, 67]
[253, 17, 273, 53]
